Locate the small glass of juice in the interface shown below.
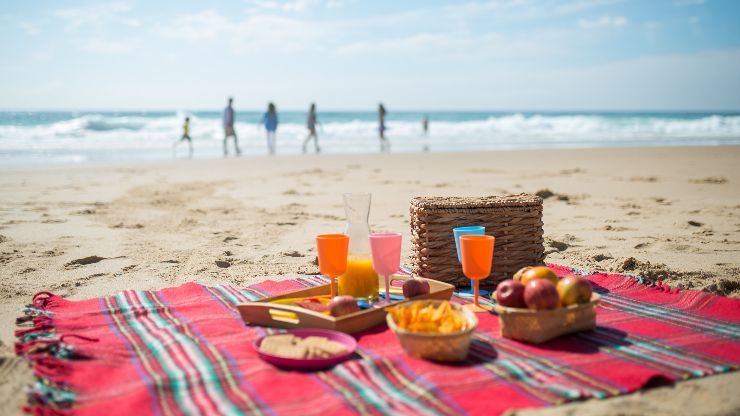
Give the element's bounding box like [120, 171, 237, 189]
[338, 255, 379, 301]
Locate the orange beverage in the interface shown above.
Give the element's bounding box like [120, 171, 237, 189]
[338, 255, 379, 301]
[460, 234, 495, 311]
[316, 234, 349, 298]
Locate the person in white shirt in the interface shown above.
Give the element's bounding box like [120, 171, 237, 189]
[223, 97, 241, 156]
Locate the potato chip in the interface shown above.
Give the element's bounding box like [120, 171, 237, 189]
[388, 301, 467, 334]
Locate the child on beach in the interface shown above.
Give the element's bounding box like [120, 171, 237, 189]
[261, 102, 279, 155]
[173, 117, 193, 159]
[302, 103, 320, 154]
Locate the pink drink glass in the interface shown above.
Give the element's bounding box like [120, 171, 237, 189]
[369, 232, 402, 303]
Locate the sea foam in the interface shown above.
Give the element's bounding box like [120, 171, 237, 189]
[0, 111, 738, 166]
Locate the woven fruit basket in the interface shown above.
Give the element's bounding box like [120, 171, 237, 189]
[410, 194, 545, 287]
[493, 293, 600, 344]
[386, 300, 478, 362]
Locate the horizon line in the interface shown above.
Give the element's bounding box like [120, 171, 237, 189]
[2, 108, 740, 113]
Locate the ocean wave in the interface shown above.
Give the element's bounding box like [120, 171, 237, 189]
[0, 112, 738, 165]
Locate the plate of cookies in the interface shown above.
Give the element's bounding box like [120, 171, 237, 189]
[254, 329, 358, 370]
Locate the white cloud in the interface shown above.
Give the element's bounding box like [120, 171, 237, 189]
[51, 2, 140, 55]
[158, 10, 232, 41]
[80, 39, 132, 54]
[578, 15, 627, 29]
[555, 0, 624, 14]
[245, 0, 316, 13]
[18, 21, 42, 36]
[336, 33, 455, 54]
[54, 2, 131, 31]
[158, 10, 323, 53]
[120, 17, 142, 27]
[673, 0, 705, 6]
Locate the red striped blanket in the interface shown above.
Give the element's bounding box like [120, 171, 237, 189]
[15, 264, 740, 415]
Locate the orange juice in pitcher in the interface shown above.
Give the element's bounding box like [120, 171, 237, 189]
[339, 193, 379, 301]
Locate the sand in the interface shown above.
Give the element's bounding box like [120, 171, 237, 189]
[1, 146, 738, 415]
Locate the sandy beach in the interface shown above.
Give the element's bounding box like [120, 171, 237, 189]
[1, 146, 739, 415]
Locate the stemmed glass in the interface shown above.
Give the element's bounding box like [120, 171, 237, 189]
[453, 226, 487, 297]
[369, 232, 402, 304]
[316, 234, 349, 298]
[459, 234, 495, 312]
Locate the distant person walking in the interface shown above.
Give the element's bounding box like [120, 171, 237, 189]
[378, 103, 389, 153]
[302, 103, 320, 154]
[422, 115, 430, 152]
[172, 116, 193, 159]
[261, 102, 278, 155]
[223, 97, 241, 157]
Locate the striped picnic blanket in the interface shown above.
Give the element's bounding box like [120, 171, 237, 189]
[15, 264, 740, 415]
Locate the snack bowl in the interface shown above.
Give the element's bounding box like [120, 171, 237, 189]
[493, 293, 600, 344]
[254, 329, 357, 370]
[386, 300, 478, 362]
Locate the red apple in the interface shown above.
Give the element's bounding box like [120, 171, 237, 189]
[523, 279, 559, 310]
[520, 266, 559, 286]
[557, 276, 593, 306]
[329, 296, 360, 316]
[402, 278, 431, 298]
[494, 279, 527, 308]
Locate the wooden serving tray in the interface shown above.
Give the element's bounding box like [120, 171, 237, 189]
[237, 275, 454, 334]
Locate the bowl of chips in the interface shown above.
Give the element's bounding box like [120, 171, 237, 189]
[386, 300, 478, 362]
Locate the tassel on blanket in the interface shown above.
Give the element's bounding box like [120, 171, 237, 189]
[23, 378, 75, 415]
[15, 292, 100, 414]
[22, 405, 72, 416]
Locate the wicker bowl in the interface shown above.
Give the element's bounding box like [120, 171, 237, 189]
[386, 300, 478, 362]
[493, 294, 600, 344]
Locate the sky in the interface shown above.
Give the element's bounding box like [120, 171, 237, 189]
[1, 0, 739, 111]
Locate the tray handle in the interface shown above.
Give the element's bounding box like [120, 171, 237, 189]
[237, 302, 333, 329]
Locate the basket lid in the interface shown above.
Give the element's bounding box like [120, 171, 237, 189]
[410, 194, 542, 212]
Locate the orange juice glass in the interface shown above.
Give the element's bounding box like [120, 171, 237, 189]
[460, 234, 495, 310]
[316, 234, 349, 298]
[339, 255, 379, 301]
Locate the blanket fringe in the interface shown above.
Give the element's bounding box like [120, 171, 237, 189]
[22, 405, 72, 416]
[15, 292, 79, 414]
[24, 378, 75, 412]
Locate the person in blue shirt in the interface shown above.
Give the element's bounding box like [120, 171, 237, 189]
[261, 102, 278, 155]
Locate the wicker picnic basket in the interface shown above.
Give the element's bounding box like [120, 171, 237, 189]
[410, 194, 545, 287]
[494, 294, 600, 344]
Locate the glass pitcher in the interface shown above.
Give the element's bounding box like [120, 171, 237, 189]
[338, 193, 379, 301]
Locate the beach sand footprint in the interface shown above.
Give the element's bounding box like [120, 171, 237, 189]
[64, 255, 108, 268]
[690, 177, 728, 184]
[629, 176, 659, 182]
